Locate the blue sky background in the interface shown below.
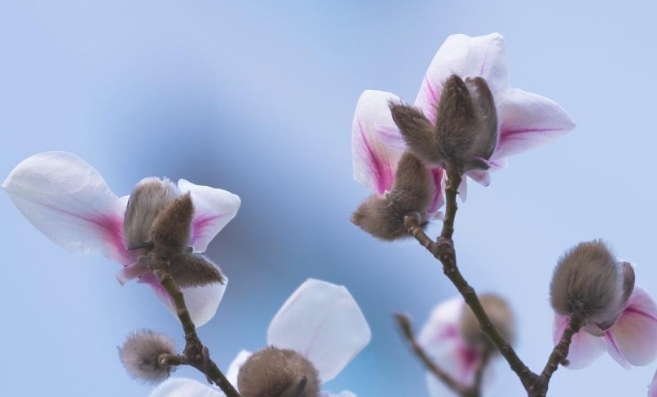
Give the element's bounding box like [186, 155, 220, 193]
[1, 1, 656, 396]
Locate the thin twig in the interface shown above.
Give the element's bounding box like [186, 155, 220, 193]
[154, 269, 242, 397]
[395, 313, 470, 396]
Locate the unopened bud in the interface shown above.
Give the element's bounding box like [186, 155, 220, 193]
[434, 75, 498, 173]
[169, 254, 225, 288]
[351, 152, 433, 240]
[150, 193, 194, 255]
[459, 294, 515, 352]
[389, 102, 443, 164]
[118, 329, 177, 384]
[123, 177, 179, 250]
[550, 240, 630, 327]
[238, 347, 320, 397]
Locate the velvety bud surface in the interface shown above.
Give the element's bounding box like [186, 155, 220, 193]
[119, 329, 177, 384]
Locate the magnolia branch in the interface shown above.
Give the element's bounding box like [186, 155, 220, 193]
[154, 269, 242, 397]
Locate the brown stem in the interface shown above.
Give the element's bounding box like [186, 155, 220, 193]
[395, 313, 471, 396]
[403, 168, 540, 393]
[154, 269, 242, 397]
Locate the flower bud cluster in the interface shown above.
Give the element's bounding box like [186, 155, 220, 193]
[123, 177, 225, 288]
[237, 346, 320, 397]
[351, 152, 434, 240]
[118, 329, 177, 384]
[391, 74, 498, 174]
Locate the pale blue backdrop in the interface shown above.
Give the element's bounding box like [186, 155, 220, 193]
[1, 1, 655, 396]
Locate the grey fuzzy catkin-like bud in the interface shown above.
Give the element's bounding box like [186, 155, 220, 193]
[123, 177, 179, 250]
[118, 329, 177, 384]
[169, 254, 225, 288]
[550, 240, 625, 326]
[238, 347, 320, 397]
[351, 152, 433, 240]
[459, 294, 515, 352]
[434, 75, 498, 173]
[150, 193, 194, 256]
[389, 102, 444, 165]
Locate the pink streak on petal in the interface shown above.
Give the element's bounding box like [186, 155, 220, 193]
[358, 120, 394, 194]
[422, 76, 440, 123]
[190, 214, 224, 249]
[427, 167, 445, 213]
[609, 287, 657, 366]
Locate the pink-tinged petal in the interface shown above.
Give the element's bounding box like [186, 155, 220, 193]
[494, 88, 576, 160]
[226, 350, 252, 387]
[457, 177, 468, 202]
[177, 179, 240, 253]
[352, 90, 404, 195]
[608, 286, 657, 366]
[142, 274, 227, 327]
[465, 169, 491, 187]
[2, 151, 131, 264]
[415, 33, 509, 121]
[427, 167, 445, 214]
[648, 368, 657, 397]
[603, 329, 631, 369]
[552, 314, 605, 369]
[418, 297, 463, 358]
[148, 378, 225, 397]
[267, 279, 371, 383]
[376, 125, 409, 151]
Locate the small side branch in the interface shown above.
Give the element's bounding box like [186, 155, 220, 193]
[395, 313, 470, 396]
[154, 269, 242, 397]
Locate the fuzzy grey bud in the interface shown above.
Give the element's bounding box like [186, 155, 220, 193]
[459, 294, 515, 352]
[123, 177, 179, 250]
[550, 240, 631, 327]
[434, 75, 498, 173]
[150, 193, 194, 256]
[351, 152, 433, 240]
[389, 102, 443, 164]
[169, 254, 225, 288]
[118, 329, 177, 384]
[238, 347, 320, 397]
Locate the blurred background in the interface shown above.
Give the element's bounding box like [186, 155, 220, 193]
[1, 1, 656, 396]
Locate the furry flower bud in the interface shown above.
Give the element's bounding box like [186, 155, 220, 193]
[237, 347, 320, 397]
[150, 193, 194, 257]
[459, 293, 515, 352]
[550, 240, 632, 327]
[123, 177, 179, 250]
[351, 151, 433, 240]
[391, 74, 498, 174]
[118, 329, 177, 384]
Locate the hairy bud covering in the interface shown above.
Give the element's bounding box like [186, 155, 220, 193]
[389, 102, 443, 164]
[150, 193, 194, 257]
[123, 177, 179, 250]
[169, 254, 225, 288]
[118, 329, 177, 384]
[550, 240, 628, 326]
[238, 347, 320, 397]
[351, 152, 433, 240]
[435, 75, 498, 173]
[459, 294, 515, 352]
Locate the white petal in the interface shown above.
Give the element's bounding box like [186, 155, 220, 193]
[494, 88, 576, 160]
[415, 33, 509, 121]
[465, 169, 491, 187]
[418, 296, 463, 357]
[267, 279, 371, 383]
[143, 274, 227, 327]
[148, 378, 225, 397]
[3, 152, 131, 264]
[177, 179, 241, 253]
[609, 286, 657, 366]
[552, 314, 605, 370]
[352, 90, 404, 195]
[226, 350, 252, 387]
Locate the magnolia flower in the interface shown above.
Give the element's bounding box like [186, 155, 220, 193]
[418, 297, 495, 397]
[553, 285, 657, 369]
[149, 279, 370, 397]
[352, 32, 575, 209]
[3, 151, 240, 326]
